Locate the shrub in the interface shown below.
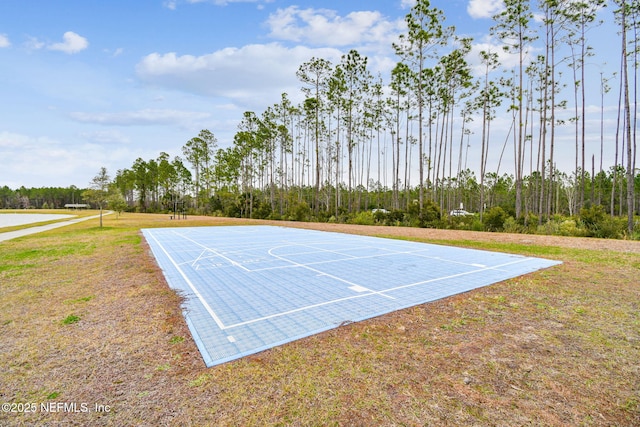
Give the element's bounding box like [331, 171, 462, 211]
[449, 214, 476, 230]
[579, 205, 625, 238]
[287, 201, 311, 222]
[406, 199, 441, 228]
[223, 203, 241, 218]
[385, 210, 405, 226]
[592, 216, 625, 239]
[483, 206, 508, 231]
[471, 219, 485, 231]
[251, 201, 272, 219]
[372, 210, 387, 223]
[503, 216, 524, 233]
[580, 205, 606, 232]
[350, 211, 375, 225]
[536, 220, 559, 236]
[558, 219, 584, 237]
[421, 200, 441, 223]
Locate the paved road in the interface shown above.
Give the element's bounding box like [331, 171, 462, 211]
[0, 211, 114, 242]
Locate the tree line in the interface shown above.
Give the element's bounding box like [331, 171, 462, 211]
[0, 185, 87, 209]
[108, 0, 638, 236]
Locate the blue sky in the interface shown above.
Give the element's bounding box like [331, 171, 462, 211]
[0, 0, 624, 189]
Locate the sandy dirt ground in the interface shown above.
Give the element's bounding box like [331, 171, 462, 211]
[210, 217, 640, 254]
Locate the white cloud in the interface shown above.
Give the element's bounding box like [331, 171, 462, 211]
[468, 35, 539, 75]
[467, 0, 504, 19]
[0, 132, 104, 188]
[135, 43, 343, 108]
[69, 109, 211, 127]
[48, 31, 89, 54]
[105, 47, 124, 57]
[0, 131, 40, 149]
[78, 130, 131, 145]
[0, 34, 10, 48]
[25, 36, 45, 51]
[266, 6, 404, 48]
[400, 0, 416, 9]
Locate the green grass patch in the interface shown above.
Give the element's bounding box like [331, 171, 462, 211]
[61, 315, 80, 325]
[188, 373, 211, 387]
[0, 241, 96, 272]
[0, 228, 101, 281]
[169, 336, 185, 344]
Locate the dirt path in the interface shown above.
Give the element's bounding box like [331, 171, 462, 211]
[175, 215, 640, 253]
[246, 219, 640, 253]
[172, 215, 640, 253]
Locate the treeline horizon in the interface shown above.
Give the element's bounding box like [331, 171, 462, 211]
[110, 1, 638, 232]
[0, 185, 88, 210]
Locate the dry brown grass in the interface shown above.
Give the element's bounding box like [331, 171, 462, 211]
[0, 212, 638, 426]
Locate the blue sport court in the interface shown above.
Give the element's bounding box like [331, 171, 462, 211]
[142, 226, 561, 367]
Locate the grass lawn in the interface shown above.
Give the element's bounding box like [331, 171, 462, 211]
[0, 212, 638, 426]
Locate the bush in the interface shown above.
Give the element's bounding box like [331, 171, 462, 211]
[471, 219, 485, 231]
[503, 216, 524, 233]
[372, 210, 387, 223]
[580, 205, 606, 232]
[223, 203, 241, 218]
[268, 212, 282, 220]
[349, 211, 375, 225]
[558, 219, 584, 237]
[536, 220, 559, 236]
[251, 201, 272, 219]
[385, 210, 405, 226]
[592, 216, 625, 239]
[449, 214, 476, 230]
[483, 206, 509, 231]
[579, 205, 625, 238]
[406, 199, 441, 228]
[287, 201, 311, 222]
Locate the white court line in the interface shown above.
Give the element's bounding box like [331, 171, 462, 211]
[267, 245, 395, 300]
[172, 230, 251, 272]
[250, 245, 419, 272]
[377, 257, 535, 296]
[223, 291, 385, 330]
[288, 242, 360, 259]
[248, 247, 479, 272]
[145, 230, 226, 330]
[409, 253, 489, 269]
[190, 249, 212, 267]
[222, 257, 538, 330]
